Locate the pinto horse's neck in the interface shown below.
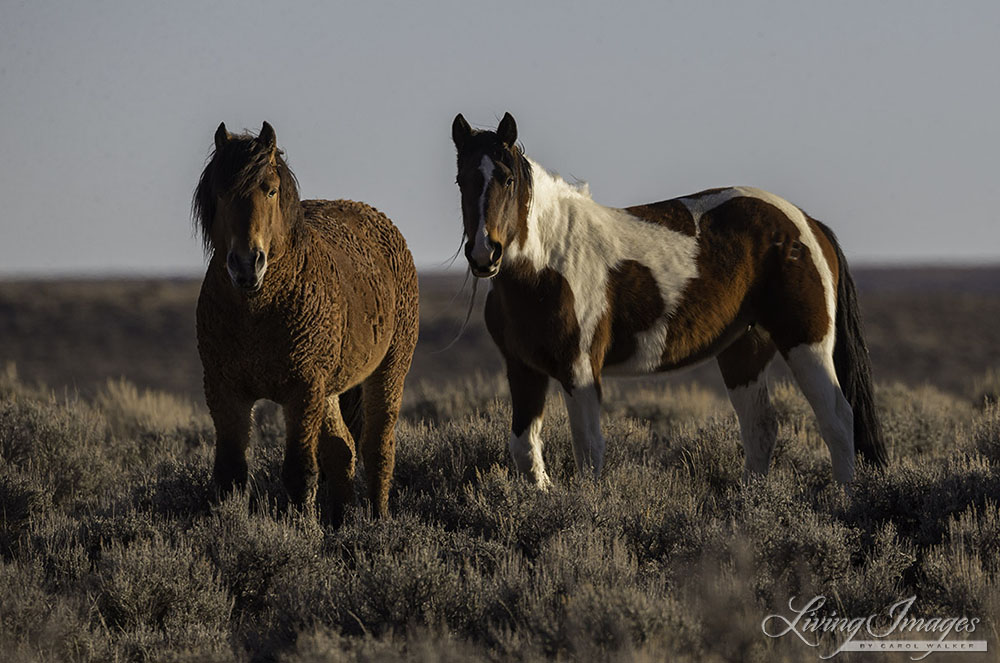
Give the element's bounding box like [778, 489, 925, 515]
[502, 157, 611, 277]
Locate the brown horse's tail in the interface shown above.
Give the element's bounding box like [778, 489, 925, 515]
[339, 386, 364, 443]
[816, 221, 889, 468]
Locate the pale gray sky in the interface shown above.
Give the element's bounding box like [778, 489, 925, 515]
[1, 0, 998, 275]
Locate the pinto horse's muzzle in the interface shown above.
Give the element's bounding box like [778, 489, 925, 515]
[226, 248, 267, 292]
[465, 238, 503, 278]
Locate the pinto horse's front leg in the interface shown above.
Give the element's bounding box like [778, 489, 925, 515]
[282, 385, 326, 509]
[506, 357, 552, 489]
[562, 383, 607, 479]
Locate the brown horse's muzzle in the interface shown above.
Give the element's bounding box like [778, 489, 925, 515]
[226, 248, 267, 292]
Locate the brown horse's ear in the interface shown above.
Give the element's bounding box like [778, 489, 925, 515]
[259, 121, 277, 152]
[497, 112, 517, 146]
[452, 114, 472, 150]
[214, 122, 230, 151]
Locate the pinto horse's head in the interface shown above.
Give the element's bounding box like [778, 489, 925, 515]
[452, 112, 532, 278]
[193, 121, 300, 293]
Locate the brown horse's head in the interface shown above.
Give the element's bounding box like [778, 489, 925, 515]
[193, 121, 301, 293]
[452, 112, 532, 278]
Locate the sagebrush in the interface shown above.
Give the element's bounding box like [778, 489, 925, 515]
[1, 363, 997, 661]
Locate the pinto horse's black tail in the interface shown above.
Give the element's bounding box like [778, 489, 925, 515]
[817, 222, 889, 468]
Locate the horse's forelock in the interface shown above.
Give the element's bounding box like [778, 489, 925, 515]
[192, 134, 301, 255]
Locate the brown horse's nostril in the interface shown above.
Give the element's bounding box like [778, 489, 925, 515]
[252, 248, 266, 270]
[488, 241, 503, 264]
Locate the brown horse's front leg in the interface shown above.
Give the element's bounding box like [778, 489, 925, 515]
[316, 395, 357, 526]
[206, 383, 253, 498]
[282, 386, 325, 508]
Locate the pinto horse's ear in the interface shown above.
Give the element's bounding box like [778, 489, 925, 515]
[452, 113, 472, 150]
[497, 112, 517, 147]
[214, 122, 230, 151]
[258, 121, 277, 152]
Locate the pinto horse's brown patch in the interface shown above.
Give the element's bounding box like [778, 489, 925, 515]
[487, 258, 581, 391]
[625, 200, 698, 236]
[716, 325, 778, 389]
[591, 260, 666, 379]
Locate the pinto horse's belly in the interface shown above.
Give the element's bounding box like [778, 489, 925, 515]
[602, 315, 751, 378]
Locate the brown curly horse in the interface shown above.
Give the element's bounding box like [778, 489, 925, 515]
[193, 121, 419, 523]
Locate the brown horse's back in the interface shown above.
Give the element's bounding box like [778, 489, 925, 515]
[299, 199, 418, 361]
[301, 199, 418, 390]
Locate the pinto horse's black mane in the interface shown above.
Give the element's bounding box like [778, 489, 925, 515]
[192, 130, 302, 255]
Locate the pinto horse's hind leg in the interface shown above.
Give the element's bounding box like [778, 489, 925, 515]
[717, 326, 779, 480]
[316, 395, 357, 526]
[506, 357, 552, 489]
[562, 383, 606, 479]
[784, 342, 855, 484]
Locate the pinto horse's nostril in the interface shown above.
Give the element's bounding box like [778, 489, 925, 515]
[488, 241, 503, 264]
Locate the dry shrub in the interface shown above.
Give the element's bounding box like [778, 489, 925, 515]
[603, 380, 728, 427]
[878, 382, 973, 457]
[402, 372, 507, 423]
[1, 360, 997, 661]
[0, 557, 110, 662]
[972, 403, 1000, 464]
[282, 627, 488, 663]
[0, 395, 115, 506]
[96, 378, 205, 439]
[971, 367, 1000, 407]
[94, 534, 232, 661]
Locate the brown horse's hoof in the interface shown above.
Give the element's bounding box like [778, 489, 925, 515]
[316, 480, 354, 528]
[212, 460, 248, 501]
[321, 501, 346, 528]
[282, 458, 319, 507]
[370, 499, 390, 520]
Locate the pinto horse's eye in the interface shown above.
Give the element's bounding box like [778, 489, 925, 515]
[504, 176, 514, 187]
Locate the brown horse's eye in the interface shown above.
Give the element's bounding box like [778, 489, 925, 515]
[268, 188, 278, 198]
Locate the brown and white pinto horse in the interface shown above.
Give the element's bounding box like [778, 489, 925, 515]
[452, 112, 887, 488]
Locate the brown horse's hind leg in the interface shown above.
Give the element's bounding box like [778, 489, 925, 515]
[206, 383, 254, 497]
[281, 385, 326, 508]
[360, 347, 411, 518]
[717, 326, 779, 480]
[316, 395, 356, 526]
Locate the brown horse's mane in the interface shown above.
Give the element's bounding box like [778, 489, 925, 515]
[192, 130, 302, 255]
